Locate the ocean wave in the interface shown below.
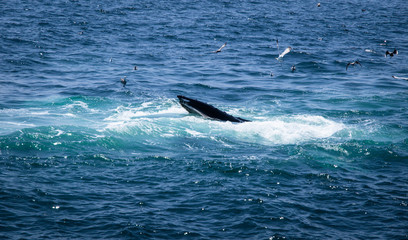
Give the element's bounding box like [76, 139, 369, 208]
[102, 100, 345, 145]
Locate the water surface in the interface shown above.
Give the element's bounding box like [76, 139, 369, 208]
[1, 0, 407, 239]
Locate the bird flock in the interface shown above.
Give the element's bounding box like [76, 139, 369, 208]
[114, 9, 405, 87]
[118, 42, 404, 88]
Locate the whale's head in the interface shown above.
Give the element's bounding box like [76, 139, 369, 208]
[176, 95, 250, 123]
[177, 95, 199, 114]
[177, 95, 190, 104]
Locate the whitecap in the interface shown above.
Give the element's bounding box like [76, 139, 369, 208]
[208, 115, 345, 145]
[63, 101, 98, 113]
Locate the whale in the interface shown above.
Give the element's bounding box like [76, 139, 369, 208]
[177, 95, 250, 123]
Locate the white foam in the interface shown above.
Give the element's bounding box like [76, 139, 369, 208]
[30, 111, 51, 116]
[63, 101, 98, 113]
[105, 104, 185, 122]
[1, 121, 36, 127]
[101, 100, 344, 145]
[185, 129, 203, 137]
[209, 115, 344, 145]
[55, 129, 64, 137]
[103, 101, 187, 132]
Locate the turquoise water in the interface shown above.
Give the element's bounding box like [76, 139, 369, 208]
[1, 0, 408, 239]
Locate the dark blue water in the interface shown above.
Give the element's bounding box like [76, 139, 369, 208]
[1, 0, 408, 239]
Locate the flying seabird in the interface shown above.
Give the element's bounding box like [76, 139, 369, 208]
[121, 76, 127, 87]
[214, 42, 227, 53]
[276, 40, 292, 60]
[392, 75, 408, 81]
[385, 49, 398, 57]
[346, 61, 362, 70]
[276, 47, 292, 60]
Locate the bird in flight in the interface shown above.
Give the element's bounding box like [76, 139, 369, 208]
[346, 61, 362, 70]
[214, 42, 227, 53]
[275, 40, 292, 61]
[276, 47, 292, 60]
[385, 49, 398, 57]
[392, 75, 408, 81]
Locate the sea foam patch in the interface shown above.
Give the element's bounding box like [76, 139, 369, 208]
[102, 100, 185, 133]
[209, 115, 345, 145]
[101, 100, 345, 145]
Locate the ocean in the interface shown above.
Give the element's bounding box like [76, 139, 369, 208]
[1, 0, 407, 239]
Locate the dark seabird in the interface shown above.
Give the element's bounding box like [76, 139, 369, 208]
[317, 3, 321, 7]
[392, 75, 408, 81]
[134, 65, 138, 70]
[385, 49, 398, 57]
[291, 65, 296, 72]
[121, 76, 127, 87]
[214, 42, 227, 53]
[346, 61, 362, 70]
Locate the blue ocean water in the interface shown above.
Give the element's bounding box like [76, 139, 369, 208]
[1, 0, 408, 239]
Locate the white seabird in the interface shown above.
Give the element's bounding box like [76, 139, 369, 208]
[213, 42, 227, 53]
[392, 75, 408, 81]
